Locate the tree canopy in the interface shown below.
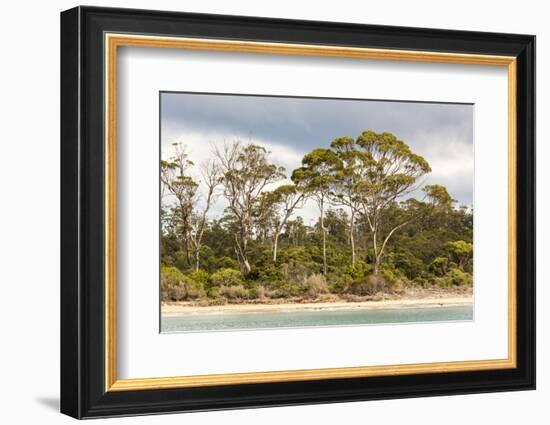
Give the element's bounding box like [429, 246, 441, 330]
[160, 131, 473, 304]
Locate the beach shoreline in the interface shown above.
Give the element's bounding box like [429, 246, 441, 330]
[162, 294, 473, 316]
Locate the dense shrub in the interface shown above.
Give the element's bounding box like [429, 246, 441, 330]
[348, 275, 389, 296]
[327, 273, 353, 294]
[344, 260, 372, 280]
[436, 268, 473, 287]
[280, 262, 311, 286]
[248, 285, 267, 300]
[209, 268, 244, 287]
[188, 269, 209, 285]
[218, 284, 250, 300]
[215, 256, 239, 270]
[255, 265, 285, 283]
[161, 266, 205, 301]
[270, 283, 303, 298]
[380, 268, 397, 284]
[394, 252, 425, 279]
[429, 256, 449, 277]
[302, 273, 329, 299]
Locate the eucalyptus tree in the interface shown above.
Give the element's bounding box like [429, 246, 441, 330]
[161, 143, 222, 271]
[214, 141, 285, 272]
[188, 161, 221, 271]
[292, 148, 339, 275]
[262, 184, 307, 262]
[160, 143, 198, 266]
[354, 130, 431, 274]
[328, 136, 370, 265]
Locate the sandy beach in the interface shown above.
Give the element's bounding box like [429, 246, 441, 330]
[162, 294, 473, 316]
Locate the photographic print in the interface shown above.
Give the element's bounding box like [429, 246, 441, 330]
[160, 92, 474, 333]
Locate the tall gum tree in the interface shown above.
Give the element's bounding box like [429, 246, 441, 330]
[161, 143, 221, 271]
[328, 136, 370, 266]
[215, 141, 285, 273]
[354, 131, 431, 275]
[188, 160, 221, 271]
[292, 148, 339, 275]
[260, 184, 307, 262]
[160, 143, 197, 266]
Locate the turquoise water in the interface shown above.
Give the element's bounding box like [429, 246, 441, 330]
[161, 305, 473, 333]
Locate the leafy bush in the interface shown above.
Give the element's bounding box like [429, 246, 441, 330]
[215, 256, 239, 270]
[348, 275, 389, 296]
[210, 268, 244, 287]
[394, 252, 425, 279]
[255, 265, 285, 283]
[327, 273, 353, 294]
[436, 268, 473, 287]
[188, 270, 209, 285]
[429, 256, 449, 277]
[269, 283, 303, 298]
[344, 260, 372, 280]
[218, 284, 249, 300]
[161, 266, 205, 301]
[302, 273, 329, 299]
[380, 268, 396, 284]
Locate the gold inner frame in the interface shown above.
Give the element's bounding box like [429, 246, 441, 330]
[104, 33, 517, 392]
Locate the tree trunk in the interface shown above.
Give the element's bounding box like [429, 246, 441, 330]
[273, 232, 280, 262]
[320, 199, 327, 275]
[373, 255, 380, 275]
[350, 209, 356, 266]
[234, 231, 251, 273]
[185, 233, 191, 266]
[372, 227, 379, 275]
[194, 245, 200, 272]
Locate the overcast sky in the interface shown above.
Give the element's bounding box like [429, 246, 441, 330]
[161, 92, 473, 224]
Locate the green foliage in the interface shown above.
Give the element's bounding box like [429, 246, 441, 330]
[328, 273, 353, 294]
[436, 268, 473, 288]
[161, 135, 474, 302]
[344, 260, 372, 280]
[423, 184, 456, 209]
[380, 268, 397, 284]
[393, 251, 425, 280]
[161, 266, 205, 301]
[188, 269, 209, 285]
[445, 240, 473, 256]
[209, 268, 244, 287]
[349, 275, 389, 296]
[218, 284, 250, 300]
[429, 257, 449, 276]
[215, 256, 240, 270]
[445, 240, 473, 271]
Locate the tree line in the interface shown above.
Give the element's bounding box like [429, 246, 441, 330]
[161, 130, 473, 304]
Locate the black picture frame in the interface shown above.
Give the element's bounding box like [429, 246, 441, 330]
[61, 5, 535, 419]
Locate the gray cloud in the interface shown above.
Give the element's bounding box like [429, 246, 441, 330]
[161, 92, 473, 208]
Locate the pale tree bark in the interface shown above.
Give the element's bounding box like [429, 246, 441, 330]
[350, 208, 356, 266]
[319, 196, 328, 275]
[160, 143, 197, 268]
[214, 141, 284, 273]
[270, 188, 306, 262]
[188, 161, 220, 271]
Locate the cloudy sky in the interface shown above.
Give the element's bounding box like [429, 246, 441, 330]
[161, 92, 473, 224]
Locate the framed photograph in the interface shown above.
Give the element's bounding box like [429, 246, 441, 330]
[60, 6, 535, 419]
